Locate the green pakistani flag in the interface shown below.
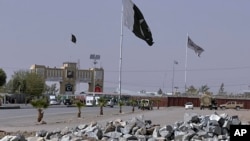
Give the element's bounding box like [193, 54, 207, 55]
[122, 0, 154, 46]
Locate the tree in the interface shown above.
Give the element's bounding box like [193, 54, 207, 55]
[25, 72, 45, 96]
[218, 83, 225, 95]
[118, 100, 124, 113]
[98, 97, 107, 115]
[0, 68, 7, 87]
[130, 99, 137, 112]
[76, 100, 85, 118]
[199, 85, 210, 93]
[141, 99, 146, 111]
[155, 99, 161, 110]
[10, 70, 28, 93]
[30, 98, 49, 122]
[186, 85, 198, 95]
[157, 88, 163, 95]
[7, 70, 45, 95]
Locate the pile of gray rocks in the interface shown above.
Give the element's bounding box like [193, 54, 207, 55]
[1, 112, 247, 141]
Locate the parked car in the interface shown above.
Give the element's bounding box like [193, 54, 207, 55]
[63, 99, 72, 105]
[107, 99, 114, 108]
[185, 102, 194, 110]
[49, 99, 60, 105]
[219, 101, 244, 110]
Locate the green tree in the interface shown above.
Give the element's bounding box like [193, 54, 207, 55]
[76, 100, 85, 118]
[186, 85, 198, 95]
[98, 97, 107, 115]
[0, 68, 6, 87]
[199, 85, 210, 93]
[30, 98, 49, 122]
[130, 99, 137, 112]
[155, 99, 161, 110]
[25, 72, 45, 96]
[118, 100, 124, 113]
[218, 83, 225, 95]
[157, 88, 163, 95]
[11, 70, 28, 93]
[141, 99, 146, 111]
[7, 70, 45, 95]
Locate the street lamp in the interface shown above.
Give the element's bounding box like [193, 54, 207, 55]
[172, 60, 178, 94]
[90, 54, 100, 106]
[174, 86, 179, 95]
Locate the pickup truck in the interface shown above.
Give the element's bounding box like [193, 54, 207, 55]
[219, 101, 244, 110]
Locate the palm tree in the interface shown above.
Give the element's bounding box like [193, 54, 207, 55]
[141, 99, 146, 110]
[98, 97, 107, 115]
[118, 100, 124, 113]
[30, 98, 49, 122]
[199, 85, 210, 93]
[76, 100, 85, 118]
[155, 99, 161, 110]
[130, 99, 137, 112]
[186, 85, 198, 95]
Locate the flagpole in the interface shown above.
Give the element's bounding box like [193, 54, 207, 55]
[184, 33, 188, 93]
[118, 3, 124, 101]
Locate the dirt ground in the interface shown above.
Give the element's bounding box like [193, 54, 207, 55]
[1, 107, 250, 138]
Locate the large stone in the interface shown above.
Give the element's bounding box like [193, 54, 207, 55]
[231, 115, 241, 125]
[123, 120, 136, 134]
[135, 127, 147, 135]
[77, 124, 88, 130]
[104, 131, 122, 139]
[122, 134, 138, 140]
[104, 124, 116, 133]
[152, 126, 160, 138]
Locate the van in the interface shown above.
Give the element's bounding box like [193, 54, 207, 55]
[107, 99, 114, 108]
[85, 95, 99, 106]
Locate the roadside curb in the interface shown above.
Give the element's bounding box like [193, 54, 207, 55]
[0, 106, 20, 109]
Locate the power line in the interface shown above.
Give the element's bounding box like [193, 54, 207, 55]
[105, 65, 250, 73]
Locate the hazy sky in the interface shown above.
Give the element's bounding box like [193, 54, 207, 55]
[1, 0, 250, 94]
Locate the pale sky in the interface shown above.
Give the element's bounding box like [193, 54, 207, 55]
[1, 0, 250, 94]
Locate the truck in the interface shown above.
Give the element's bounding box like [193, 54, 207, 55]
[200, 93, 218, 110]
[138, 99, 152, 110]
[219, 101, 244, 110]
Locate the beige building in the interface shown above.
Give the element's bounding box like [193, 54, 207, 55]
[30, 62, 104, 94]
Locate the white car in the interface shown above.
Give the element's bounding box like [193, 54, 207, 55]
[107, 99, 114, 108]
[185, 102, 194, 110]
[50, 99, 60, 105]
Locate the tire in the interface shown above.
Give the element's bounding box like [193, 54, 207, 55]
[236, 106, 240, 110]
[222, 106, 226, 110]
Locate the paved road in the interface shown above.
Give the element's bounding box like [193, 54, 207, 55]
[0, 104, 137, 132]
[0, 104, 122, 119]
[1, 104, 249, 132]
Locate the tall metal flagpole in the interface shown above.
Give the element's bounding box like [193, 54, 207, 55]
[184, 33, 188, 93]
[118, 3, 124, 101]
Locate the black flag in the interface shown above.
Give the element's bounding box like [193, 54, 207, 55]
[123, 0, 154, 46]
[187, 36, 204, 57]
[71, 34, 77, 44]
